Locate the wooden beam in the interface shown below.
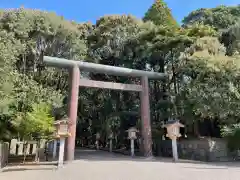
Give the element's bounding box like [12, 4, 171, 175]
[79, 79, 142, 92]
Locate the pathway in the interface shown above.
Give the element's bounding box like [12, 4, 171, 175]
[1, 148, 240, 180]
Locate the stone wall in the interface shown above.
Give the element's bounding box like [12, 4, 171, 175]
[179, 138, 228, 161]
[0, 142, 9, 169]
[156, 138, 230, 162]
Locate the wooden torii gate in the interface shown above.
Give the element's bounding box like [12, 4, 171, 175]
[43, 56, 167, 161]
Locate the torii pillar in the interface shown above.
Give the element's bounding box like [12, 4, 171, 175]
[140, 76, 152, 157]
[67, 65, 80, 161]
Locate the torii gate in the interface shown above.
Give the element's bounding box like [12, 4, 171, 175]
[43, 56, 167, 161]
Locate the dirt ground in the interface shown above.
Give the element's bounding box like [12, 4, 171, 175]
[1, 148, 240, 180]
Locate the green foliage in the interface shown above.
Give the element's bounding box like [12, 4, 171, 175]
[1, 5, 240, 144]
[183, 5, 240, 29]
[185, 23, 218, 38]
[0, 8, 72, 140]
[143, 0, 178, 28]
[0, 8, 87, 90]
[85, 15, 143, 140]
[177, 37, 240, 123]
[221, 21, 240, 56]
[221, 124, 240, 152]
[14, 102, 54, 139]
[0, 30, 23, 115]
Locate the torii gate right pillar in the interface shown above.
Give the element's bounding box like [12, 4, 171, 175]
[140, 76, 152, 157]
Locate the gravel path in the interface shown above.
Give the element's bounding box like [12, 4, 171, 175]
[1, 148, 240, 180]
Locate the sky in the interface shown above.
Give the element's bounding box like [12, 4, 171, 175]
[0, 0, 239, 23]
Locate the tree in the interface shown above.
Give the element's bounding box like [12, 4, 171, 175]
[1, 5, 240, 146]
[2, 73, 63, 139]
[0, 8, 87, 91]
[12, 102, 55, 162]
[0, 30, 24, 139]
[143, 0, 178, 28]
[0, 8, 82, 139]
[183, 5, 240, 30]
[221, 123, 240, 152]
[125, 22, 194, 120]
[184, 23, 218, 38]
[15, 102, 55, 139]
[177, 37, 240, 126]
[86, 15, 143, 144]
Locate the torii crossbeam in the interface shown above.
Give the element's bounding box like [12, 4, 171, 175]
[43, 56, 167, 161]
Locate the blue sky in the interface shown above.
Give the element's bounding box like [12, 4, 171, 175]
[0, 0, 239, 23]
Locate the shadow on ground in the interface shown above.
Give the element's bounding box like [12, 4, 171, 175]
[74, 148, 240, 169]
[2, 166, 57, 173]
[2, 161, 58, 173]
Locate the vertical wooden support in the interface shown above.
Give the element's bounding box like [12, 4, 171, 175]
[67, 66, 80, 161]
[140, 76, 152, 157]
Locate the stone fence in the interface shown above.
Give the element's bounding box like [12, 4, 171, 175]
[0, 139, 54, 170]
[156, 138, 239, 162]
[0, 142, 9, 169]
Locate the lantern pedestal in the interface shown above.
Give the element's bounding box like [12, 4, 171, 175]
[55, 135, 70, 168]
[130, 139, 135, 157]
[171, 138, 178, 162]
[58, 138, 65, 167]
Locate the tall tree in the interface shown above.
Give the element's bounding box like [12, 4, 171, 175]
[177, 37, 240, 126]
[0, 8, 89, 139]
[86, 15, 143, 144]
[143, 0, 178, 28]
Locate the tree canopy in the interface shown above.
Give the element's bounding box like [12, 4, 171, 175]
[0, 3, 240, 144]
[183, 5, 240, 30]
[143, 0, 178, 28]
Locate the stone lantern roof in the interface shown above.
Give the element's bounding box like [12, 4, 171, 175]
[54, 115, 69, 125]
[163, 119, 184, 127]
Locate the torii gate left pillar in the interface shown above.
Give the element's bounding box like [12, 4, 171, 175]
[67, 65, 80, 161]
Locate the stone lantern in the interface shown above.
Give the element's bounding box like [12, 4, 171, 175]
[54, 119, 70, 138]
[163, 120, 184, 162]
[127, 127, 138, 139]
[126, 127, 138, 157]
[53, 117, 71, 168]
